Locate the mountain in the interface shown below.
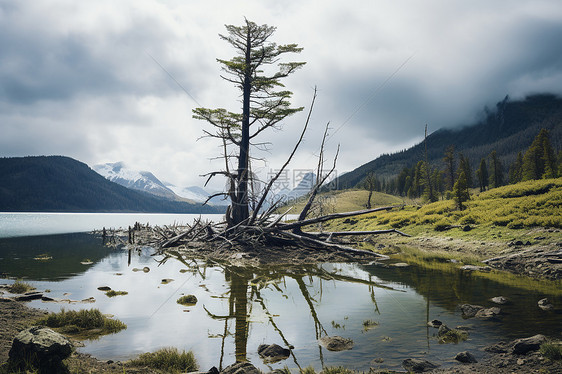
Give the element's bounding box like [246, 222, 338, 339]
[0, 156, 224, 213]
[92, 162, 179, 200]
[165, 184, 230, 206]
[334, 93, 562, 189]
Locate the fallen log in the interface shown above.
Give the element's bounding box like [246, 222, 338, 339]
[277, 206, 399, 231]
[306, 229, 411, 238]
[277, 230, 388, 259]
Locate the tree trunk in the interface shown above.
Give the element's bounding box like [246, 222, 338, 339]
[232, 26, 252, 225]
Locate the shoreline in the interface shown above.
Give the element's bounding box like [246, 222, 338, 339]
[1, 230, 561, 373]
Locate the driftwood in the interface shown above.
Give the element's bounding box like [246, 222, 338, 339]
[131, 203, 407, 262]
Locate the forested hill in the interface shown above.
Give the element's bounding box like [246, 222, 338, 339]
[335, 94, 562, 189]
[0, 156, 223, 213]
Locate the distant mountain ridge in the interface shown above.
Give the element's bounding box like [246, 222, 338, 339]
[93, 162, 178, 200]
[334, 93, 562, 189]
[0, 156, 224, 213]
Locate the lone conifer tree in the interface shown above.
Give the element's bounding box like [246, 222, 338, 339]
[193, 19, 305, 225]
[453, 171, 470, 210]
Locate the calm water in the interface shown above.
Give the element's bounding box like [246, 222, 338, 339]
[0, 212, 223, 238]
[1, 232, 561, 372]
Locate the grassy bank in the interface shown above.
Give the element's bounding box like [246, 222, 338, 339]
[313, 178, 561, 252]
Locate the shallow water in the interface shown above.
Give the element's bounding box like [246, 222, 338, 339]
[1, 233, 561, 372]
[0, 212, 223, 238]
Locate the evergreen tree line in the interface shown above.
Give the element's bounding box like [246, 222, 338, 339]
[361, 129, 561, 202]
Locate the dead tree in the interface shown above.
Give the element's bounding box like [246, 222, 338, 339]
[146, 20, 410, 259]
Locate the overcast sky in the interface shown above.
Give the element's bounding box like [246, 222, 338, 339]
[2, 0, 562, 191]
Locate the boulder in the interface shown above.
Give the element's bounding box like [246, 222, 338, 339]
[427, 319, 442, 328]
[257, 343, 290, 363]
[437, 324, 451, 337]
[512, 334, 547, 355]
[459, 304, 484, 318]
[318, 336, 354, 351]
[402, 358, 439, 372]
[538, 298, 554, 311]
[490, 296, 508, 305]
[475, 307, 501, 319]
[455, 351, 478, 363]
[222, 362, 260, 374]
[14, 292, 43, 302]
[8, 326, 72, 371]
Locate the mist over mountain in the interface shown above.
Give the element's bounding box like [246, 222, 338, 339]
[334, 94, 562, 189]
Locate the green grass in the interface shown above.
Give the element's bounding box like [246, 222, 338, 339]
[8, 280, 35, 294]
[177, 295, 198, 306]
[280, 189, 404, 214]
[318, 178, 562, 251]
[438, 329, 468, 344]
[105, 290, 128, 297]
[127, 347, 198, 373]
[540, 342, 562, 360]
[38, 308, 126, 339]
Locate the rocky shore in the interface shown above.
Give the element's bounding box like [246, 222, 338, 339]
[1, 295, 561, 373]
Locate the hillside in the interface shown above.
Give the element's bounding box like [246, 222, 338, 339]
[335, 94, 562, 189]
[0, 156, 224, 213]
[317, 178, 562, 280]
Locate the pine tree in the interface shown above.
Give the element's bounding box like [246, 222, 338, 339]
[193, 19, 305, 225]
[488, 150, 503, 188]
[522, 129, 557, 181]
[458, 153, 473, 189]
[508, 152, 523, 184]
[453, 171, 470, 211]
[443, 145, 456, 191]
[476, 158, 489, 192]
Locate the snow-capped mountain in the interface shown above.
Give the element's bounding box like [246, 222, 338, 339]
[92, 162, 178, 200]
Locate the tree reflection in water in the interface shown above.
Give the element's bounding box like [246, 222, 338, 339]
[159, 251, 404, 371]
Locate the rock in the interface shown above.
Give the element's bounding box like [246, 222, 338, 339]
[8, 326, 72, 371]
[427, 319, 442, 328]
[485, 342, 509, 354]
[538, 298, 554, 311]
[97, 286, 111, 291]
[459, 304, 484, 318]
[512, 334, 547, 355]
[460, 265, 490, 272]
[161, 278, 174, 284]
[257, 343, 290, 363]
[318, 336, 354, 351]
[475, 307, 501, 319]
[402, 358, 439, 372]
[455, 351, 477, 363]
[391, 262, 410, 267]
[14, 292, 43, 302]
[143, 267, 150, 273]
[490, 296, 508, 304]
[221, 362, 260, 374]
[437, 324, 451, 337]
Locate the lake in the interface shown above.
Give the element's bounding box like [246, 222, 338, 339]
[0, 214, 561, 371]
[0, 212, 223, 238]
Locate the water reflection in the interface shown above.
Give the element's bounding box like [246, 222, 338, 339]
[0, 233, 111, 280]
[1, 235, 561, 372]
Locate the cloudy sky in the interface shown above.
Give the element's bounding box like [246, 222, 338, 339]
[2, 0, 562, 191]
